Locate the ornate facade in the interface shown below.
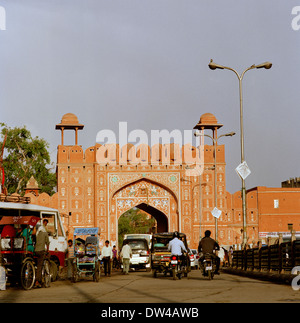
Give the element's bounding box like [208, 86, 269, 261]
[53, 113, 231, 249]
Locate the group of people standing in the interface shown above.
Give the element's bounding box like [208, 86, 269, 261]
[100, 240, 133, 276]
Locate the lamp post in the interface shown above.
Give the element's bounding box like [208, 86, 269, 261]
[194, 130, 235, 242]
[208, 59, 272, 247]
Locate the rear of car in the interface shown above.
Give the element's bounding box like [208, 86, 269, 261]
[189, 249, 200, 269]
[123, 238, 151, 271]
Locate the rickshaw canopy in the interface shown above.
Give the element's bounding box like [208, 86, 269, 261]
[0, 216, 40, 227]
[74, 227, 99, 236]
[151, 232, 188, 250]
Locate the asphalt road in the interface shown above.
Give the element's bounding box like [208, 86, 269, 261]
[0, 268, 299, 303]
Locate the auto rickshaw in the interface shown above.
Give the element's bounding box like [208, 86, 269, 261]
[72, 227, 101, 282]
[0, 215, 51, 289]
[151, 232, 190, 280]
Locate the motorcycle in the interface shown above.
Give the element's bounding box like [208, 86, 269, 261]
[201, 253, 216, 280]
[170, 255, 182, 280]
[170, 253, 190, 280]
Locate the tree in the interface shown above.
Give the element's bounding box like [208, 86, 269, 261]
[118, 208, 156, 246]
[0, 123, 57, 195]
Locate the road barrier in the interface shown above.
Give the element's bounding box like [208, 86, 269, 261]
[231, 240, 300, 274]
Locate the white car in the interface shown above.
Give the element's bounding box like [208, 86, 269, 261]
[189, 249, 200, 269]
[122, 238, 151, 271]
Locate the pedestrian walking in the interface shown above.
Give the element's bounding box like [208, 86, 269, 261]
[102, 240, 113, 276]
[34, 219, 50, 288]
[217, 247, 225, 267]
[120, 240, 132, 275]
[112, 245, 119, 269]
[67, 239, 75, 280]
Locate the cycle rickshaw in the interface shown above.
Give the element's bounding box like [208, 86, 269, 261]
[0, 215, 51, 290]
[72, 227, 101, 283]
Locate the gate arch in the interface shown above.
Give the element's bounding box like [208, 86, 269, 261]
[136, 203, 168, 232]
[109, 178, 179, 246]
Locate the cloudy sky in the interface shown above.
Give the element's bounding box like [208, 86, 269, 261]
[0, 0, 299, 193]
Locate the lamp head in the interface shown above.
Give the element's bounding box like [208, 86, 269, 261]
[255, 62, 272, 69]
[225, 132, 236, 137]
[208, 59, 224, 70]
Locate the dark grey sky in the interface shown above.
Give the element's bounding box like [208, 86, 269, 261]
[1, 0, 299, 193]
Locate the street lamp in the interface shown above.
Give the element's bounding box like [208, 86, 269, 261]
[194, 130, 235, 242]
[208, 59, 272, 247]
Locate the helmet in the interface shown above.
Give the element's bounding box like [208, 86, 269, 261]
[173, 231, 179, 238]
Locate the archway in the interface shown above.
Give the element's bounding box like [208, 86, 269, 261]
[109, 178, 178, 247]
[136, 203, 168, 232]
[117, 203, 168, 246]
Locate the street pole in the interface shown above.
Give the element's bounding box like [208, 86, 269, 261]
[208, 59, 272, 247]
[238, 74, 248, 248]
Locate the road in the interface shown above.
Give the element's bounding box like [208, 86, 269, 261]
[0, 268, 299, 303]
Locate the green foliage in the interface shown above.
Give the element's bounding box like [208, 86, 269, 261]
[0, 123, 57, 195]
[118, 208, 156, 246]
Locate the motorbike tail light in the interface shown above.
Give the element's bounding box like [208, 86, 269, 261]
[190, 254, 194, 259]
[171, 255, 177, 261]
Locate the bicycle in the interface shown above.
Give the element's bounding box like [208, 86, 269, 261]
[20, 253, 51, 289]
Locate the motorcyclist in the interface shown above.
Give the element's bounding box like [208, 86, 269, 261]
[168, 231, 187, 261]
[198, 230, 220, 274]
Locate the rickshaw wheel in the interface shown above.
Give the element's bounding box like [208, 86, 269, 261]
[50, 260, 58, 282]
[152, 269, 157, 278]
[93, 261, 101, 282]
[20, 258, 36, 290]
[42, 259, 51, 288]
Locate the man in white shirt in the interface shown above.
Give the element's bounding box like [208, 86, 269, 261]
[120, 241, 132, 275]
[102, 240, 113, 276]
[168, 231, 187, 256]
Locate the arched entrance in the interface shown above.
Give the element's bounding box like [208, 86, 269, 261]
[117, 203, 168, 245]
[136, 203, 168, 232]
[109, 178, 178, 247]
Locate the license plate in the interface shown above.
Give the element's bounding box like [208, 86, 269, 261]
[206, 266, 212, 270]
[171, 260, 178, 264]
